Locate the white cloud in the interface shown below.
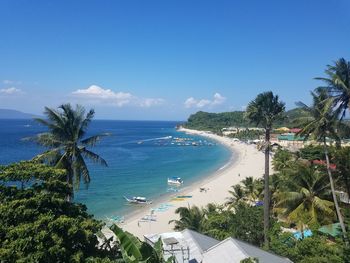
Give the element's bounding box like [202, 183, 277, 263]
[212, 93, 226, 105]
[0, 87, 23, 95]
[184, 93, 226, 108]
[184, 97, 198, 108]
[72, 85, 164, 108]
[139, 98, 164, 107]
[3, 80, 21, 85]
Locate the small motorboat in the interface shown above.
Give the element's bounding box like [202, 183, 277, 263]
[167, 177, 183, 185]
[124, 196, 152, 204]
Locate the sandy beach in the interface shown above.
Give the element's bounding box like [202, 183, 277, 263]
[113, 128, 266, 239]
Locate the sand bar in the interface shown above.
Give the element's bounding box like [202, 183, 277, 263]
[117, 128, 265, 239]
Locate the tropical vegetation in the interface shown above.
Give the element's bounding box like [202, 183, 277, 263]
[29, 104, 109, 201]
[2, 58, 350, 262]
[0, 161, 175, 262]
[172, 58, 350, 261]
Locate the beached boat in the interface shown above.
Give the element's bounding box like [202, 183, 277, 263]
[167, 177, 183, 185]
[123, 196, 152, 204]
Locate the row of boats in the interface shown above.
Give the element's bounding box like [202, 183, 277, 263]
[124, 177, 183, 204]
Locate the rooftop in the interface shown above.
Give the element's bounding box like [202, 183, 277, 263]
[144, 229, 292, 263]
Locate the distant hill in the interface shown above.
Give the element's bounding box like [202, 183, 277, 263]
[0, 109, 37, 119]
[183, 108, 311, 133]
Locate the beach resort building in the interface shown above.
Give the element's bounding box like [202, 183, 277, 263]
[144, 229, 292, 263]
[221, 127, 264, 136]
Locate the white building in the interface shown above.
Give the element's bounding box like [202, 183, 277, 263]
[144, 229, 292, 263]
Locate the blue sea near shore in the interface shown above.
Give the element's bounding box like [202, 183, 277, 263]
[0, 119, 232, 219]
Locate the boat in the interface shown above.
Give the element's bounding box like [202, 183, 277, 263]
[123, 196, 152, 204]
[167, 177, 183, 185]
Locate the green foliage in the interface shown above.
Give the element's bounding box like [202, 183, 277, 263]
[245, 91, 285, 129]
[299, 145, 325, 160]
[228, 203, 265, 246]
[110, 225, 174, 263]
[272, 148, 295, 172]
[170, 202, 265, 246]
[273, 161, 334, 227]
[240, 177, 264, 202]
[315, 58, 350, 118]
[0, 162, 111, 263]
[183, 107, 312, 134]
[333, 147, 350, 196]
[169, 205, 205, 232]
[184, 111, 248, 133]
[0, 161, 66, 182]
[269, 232, 344, 263]
[228, 129, 264, 141]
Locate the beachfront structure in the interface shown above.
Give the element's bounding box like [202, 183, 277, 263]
[222, 127, 265, 136]
[273, 133, 305, 150]
[144, 229, 292, 263]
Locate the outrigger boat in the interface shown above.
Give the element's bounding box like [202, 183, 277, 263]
[123, 196, 152, 204]
[167, 177, 183, 185]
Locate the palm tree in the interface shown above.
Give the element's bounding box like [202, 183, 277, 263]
[226, 184, 246, 207]
[315, 58, 350, 119]
[32, 104, 108, 201]
[169, 205, 204, 231]
[246, 91, 285, 247]
[272, 148, 295, 172]
[297, 91, 347, 238]
[241, 176, 264, 202]
[274, 162, 335, 227]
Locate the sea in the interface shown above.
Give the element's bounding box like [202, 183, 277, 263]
[0, 119, 231, 220]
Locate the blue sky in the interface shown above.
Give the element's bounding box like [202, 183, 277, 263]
[0, 0, 349, 120]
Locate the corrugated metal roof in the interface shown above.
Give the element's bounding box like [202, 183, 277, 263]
[182, 229, 220, 252]
[144, 230, 293, 263]
[232, 238, 293, 263]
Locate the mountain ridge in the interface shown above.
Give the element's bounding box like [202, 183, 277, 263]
[0, 109, 38, 119]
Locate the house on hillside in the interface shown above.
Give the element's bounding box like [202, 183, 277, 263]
[144, 229, 292, 263]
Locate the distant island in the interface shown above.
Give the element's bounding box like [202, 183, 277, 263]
[0, 109, 38, 119]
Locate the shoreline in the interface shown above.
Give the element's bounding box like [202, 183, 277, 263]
[102, 127, 234, 223]
[114, 128, 265, 239]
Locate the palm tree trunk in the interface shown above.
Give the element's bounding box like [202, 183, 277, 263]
[66, 161, 74, 202]
[323, 140, 347, 242]
[264, 128, 270, 248]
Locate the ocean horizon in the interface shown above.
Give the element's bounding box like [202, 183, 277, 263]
[0, 119, 231, 220]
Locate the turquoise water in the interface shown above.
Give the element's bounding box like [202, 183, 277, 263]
[0, 120, 231, 219]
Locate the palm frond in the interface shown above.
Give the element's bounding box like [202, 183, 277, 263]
[81, 133, 111, 146]
[80, 148, 108, 167]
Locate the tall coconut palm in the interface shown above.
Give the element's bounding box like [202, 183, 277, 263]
[315, 58, 350, 119]
[274, 162, 335, 227]
[31, 104, 108, 200]
[297, 91, 347, 239]
[246, 91, 285, 247]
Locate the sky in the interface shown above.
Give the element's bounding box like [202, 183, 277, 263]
[0, 0, 349, 120]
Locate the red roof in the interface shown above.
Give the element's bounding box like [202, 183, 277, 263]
[290, 128, 302, 133]
[312, 160, 336, 170]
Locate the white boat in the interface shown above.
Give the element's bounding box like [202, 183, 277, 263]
[124, 196, 152, 204]
[167, 177, 183, 185]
